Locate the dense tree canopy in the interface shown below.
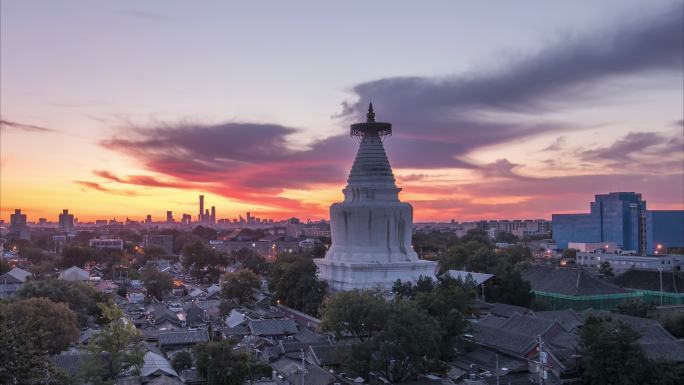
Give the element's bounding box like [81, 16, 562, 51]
[221, 269, 260, 306]
[324, 296, 445, 383]
[320, 290, 389, 342]
[60, 245, 94, 268]
[17, 278, 108, 326]
[81, 303, 144, 384]
[321, 280, 475, 382]
[232, 248, 269, 274]
[172, 351, 193, 372]
[268, 254, 328, 316]
[616, 298, 655, 318]
[580, 316, 682, 385]
[194, 340, 271, 385]
[181, 241, 227, 282]
[0, 300, 72, 385]
[1, 297, 79, 355]
[141, 267, 173, 300]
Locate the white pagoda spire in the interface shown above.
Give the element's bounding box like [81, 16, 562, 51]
[315, 104, 437, 292]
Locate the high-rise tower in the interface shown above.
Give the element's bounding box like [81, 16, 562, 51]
[199, 195, 205, 223]
[315, 104, 436, 291]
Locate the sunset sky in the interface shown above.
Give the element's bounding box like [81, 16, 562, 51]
[1, 0, 683, 223]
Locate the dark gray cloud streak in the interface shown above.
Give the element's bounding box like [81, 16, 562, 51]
[340, 3, 683, 168]
[0, 119, 57, 133]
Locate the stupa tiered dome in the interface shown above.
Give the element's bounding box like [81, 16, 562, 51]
[315, 104, 437, 291]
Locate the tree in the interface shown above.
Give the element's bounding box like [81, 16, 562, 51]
[0, 259, 10, 275]
[392, 276, 435, 299]
[616, 298, 655, 318]
[439, 240, 492, 273]
[194, 340, 255, 385]
[269, 255, 328, 316]
[172, 351, 193, 372]
[344, 301, 444, 383]
[598, 261, 614, 276]
[484, 270, 535, 307]
[0, 304, 72, 385]
[562, 248, 577, 259]
[232, 248, 269, 274]
[28, 260, 57, 279]
[221, 269, 260, 306]
[182, 241, 227, 282]
[657, 312, 684, 338]
[60, 245, 94, 268]
[494, 231, 518, 244]
[580, 316, 650, 385]
[81, 303, 144, 383]
[1, 298, 79, 355]
[17, 278, 107, 327]
[192, 225, 218, 241]
[320, 290, 389, 342]
[141, 267, 173, 300]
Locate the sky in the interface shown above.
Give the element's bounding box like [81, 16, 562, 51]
[1, 0, 683, 222]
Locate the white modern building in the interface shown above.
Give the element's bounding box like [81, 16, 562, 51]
[315, 104, 437, 291]
[89, 236, 124, 250]
[576, 251, 683, 273]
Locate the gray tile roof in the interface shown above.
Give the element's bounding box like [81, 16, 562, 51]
[612, 269, 684, 293]
[500, 313, 558, 337]
[249, 318, 298, 337]
[51, 351, 91, 376]
[641, 340, 684, 362]
[158, 329, 209, 346]
[476, 301, 534, 318]
[140, 351, 178, 377]
[469, 323, 537, 355]
[271, 356, 335, 385]
[522, 266, 628, 296]
[534, 309, 584, 331]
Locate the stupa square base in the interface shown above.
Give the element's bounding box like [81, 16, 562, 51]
[315, 258, 437, 292]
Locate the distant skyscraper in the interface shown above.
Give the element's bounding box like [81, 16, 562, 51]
[9, 209, 29, 240]
[58, 209, 75, 233]
[199, 195, 205, 223]
[166, 211, 174, 223]
[210, 206, 216, 224]
[181, 213, 192, 224]
[553, 192, 651, 252]
[145, 214, 152, 224]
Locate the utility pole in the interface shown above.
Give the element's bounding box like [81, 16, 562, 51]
[538, 335, 545, 385]
[659, 268, 664, 306]
[300, 348, 306, 385]
[496, 353, 500, 385]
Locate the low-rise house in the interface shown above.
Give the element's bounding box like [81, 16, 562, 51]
[95, 280, 119, 294]
[59, 266, 90, 281]
[140, 351, 178, 380]
[149, 304, 183, 330]
[0, 267, 32, 297]
[522, 265, 634, 310]
[611, 268, 684, 305]
[128, 292, 145, 303]
[271, 356, 336, 385]
[158, 329, 209, 353]
[249, 318, 299, 342]
[582, 309, 684, 362]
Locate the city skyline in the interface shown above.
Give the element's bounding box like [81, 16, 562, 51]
[2, 1, 683, 222]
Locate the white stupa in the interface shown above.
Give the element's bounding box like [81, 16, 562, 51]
[315, 104, 437, 292]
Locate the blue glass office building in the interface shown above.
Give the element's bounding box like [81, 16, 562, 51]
[553, 192, 651, 252]
[645, 210, 684, 254]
